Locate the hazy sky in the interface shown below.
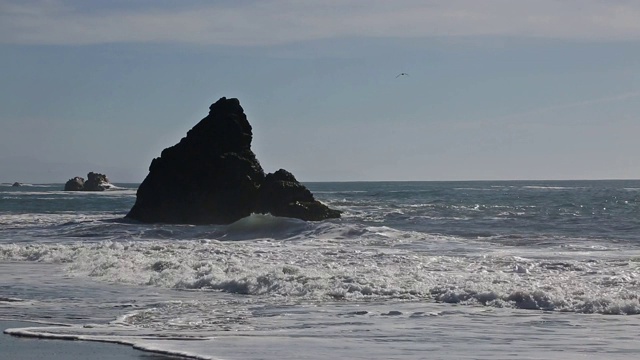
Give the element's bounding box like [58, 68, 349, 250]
[1, 0, 640, 183]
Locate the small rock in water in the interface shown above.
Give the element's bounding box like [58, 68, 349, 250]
[64, 172, 111, 191]
[382, 311, 403, 316]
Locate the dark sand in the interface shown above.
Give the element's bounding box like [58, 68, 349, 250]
[0, 320, 186, 360]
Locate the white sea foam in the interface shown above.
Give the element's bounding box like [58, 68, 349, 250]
[522, 186, 584, 190]
[2, 231, 639, 315]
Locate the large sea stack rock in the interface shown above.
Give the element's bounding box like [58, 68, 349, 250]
[126, 97, 340, 224]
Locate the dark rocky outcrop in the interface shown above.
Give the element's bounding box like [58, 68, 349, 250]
[255, 169, 341, 221]
[64, 177, 85, 191]
[64, 172, 111, 191]
[11, 182, 22, 187]
[84, 172, 111, 191]
[126, 97, 340, 224]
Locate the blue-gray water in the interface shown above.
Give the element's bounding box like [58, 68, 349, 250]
[1, 180, 640, 359]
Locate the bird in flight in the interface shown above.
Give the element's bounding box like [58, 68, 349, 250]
[396, 73, 409, 78]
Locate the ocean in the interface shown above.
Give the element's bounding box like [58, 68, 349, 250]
[1, 180, 640, 359]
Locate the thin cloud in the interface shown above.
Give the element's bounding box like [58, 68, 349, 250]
[1, 0, 640, 45]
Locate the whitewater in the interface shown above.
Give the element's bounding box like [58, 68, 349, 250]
[1, 180, 640, 359]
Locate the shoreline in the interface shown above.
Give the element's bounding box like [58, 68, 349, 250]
[0, 320, 187, 360]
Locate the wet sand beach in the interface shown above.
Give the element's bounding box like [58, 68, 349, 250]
[1, 320, 185, 360]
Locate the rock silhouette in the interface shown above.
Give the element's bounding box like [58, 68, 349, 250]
[255, 169, 341, 221]
[64, 177, 85, 191]
[64, 172, 111, 191]
[126, 97, 340, 224]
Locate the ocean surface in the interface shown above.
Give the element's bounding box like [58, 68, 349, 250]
[1, 180, 640, 359]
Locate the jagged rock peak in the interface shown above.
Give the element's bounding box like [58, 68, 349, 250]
[126, 97, 340, 225]
[183, 97, 253, 153]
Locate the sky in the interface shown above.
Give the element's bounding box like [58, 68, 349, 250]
[1, 0, 640, 183]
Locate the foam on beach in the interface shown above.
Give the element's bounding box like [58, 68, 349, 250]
[2, 228, 640, 315]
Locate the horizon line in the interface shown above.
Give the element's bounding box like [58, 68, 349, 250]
[4, 178, 640, 185]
